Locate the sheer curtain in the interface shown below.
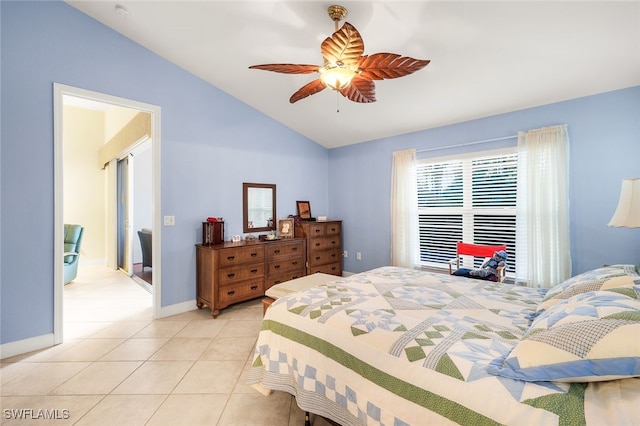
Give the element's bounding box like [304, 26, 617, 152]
[390, 149, 417, 268]
[516, 125, 572, 288]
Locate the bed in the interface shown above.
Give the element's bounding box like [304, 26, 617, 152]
[248, 265, 640, 425]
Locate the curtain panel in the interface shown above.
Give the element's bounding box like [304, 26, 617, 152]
[516, 124, 572, 288]
[390, 149, 417, 268]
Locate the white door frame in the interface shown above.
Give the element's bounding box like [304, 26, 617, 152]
[53, 83, 162, 344]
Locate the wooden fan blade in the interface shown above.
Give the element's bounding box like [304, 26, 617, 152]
[249, 64, 320, 74]
[290, 79, 327, 103]
[339, 76, 376, 103]
[321, 22, 364, 67]
[358, 53, 430, 80]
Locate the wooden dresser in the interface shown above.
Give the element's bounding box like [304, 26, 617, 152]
[196, 238, 305, 318]
[295, 220, 343, 276]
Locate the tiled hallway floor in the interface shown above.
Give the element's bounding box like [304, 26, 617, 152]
[0, 265, 335, 425]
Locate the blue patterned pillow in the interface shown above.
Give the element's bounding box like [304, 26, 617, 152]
[537, 265, 639, 314]
[489, 291, 640, 382]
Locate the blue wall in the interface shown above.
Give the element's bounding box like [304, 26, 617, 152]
[331, 87, 640, 275]
[0, 1, 328, 345]
[2, 1, 638, 349]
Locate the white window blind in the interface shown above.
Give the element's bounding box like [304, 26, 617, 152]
[416, 149, 518, 275]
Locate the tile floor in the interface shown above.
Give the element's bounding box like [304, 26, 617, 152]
[0, 265, 336, 426]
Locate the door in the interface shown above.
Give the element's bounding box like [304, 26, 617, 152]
[117, 156, 132, 273]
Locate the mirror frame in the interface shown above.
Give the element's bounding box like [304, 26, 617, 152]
[243, 182, 276, 234]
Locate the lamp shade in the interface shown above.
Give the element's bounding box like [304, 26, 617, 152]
[608, 178, 640, 228]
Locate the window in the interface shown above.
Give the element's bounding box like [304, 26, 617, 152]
[416, 149, 518, 275]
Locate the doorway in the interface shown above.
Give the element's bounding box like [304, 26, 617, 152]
[53, 83, 162, 344]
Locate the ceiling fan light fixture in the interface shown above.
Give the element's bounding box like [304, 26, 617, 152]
[320, 65, 356, 90]
[249, 4, 430, 104]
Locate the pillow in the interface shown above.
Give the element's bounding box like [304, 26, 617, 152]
[537, 264, 639, 313]
[488, 291, 640, 382]
[452, 268, 498, 282]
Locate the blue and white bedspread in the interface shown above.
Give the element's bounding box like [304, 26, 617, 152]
[248, 266, 639, 425]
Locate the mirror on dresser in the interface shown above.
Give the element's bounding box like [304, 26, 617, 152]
[243, 182, 276, 233]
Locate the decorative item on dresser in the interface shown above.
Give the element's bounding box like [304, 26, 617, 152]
[195, 238, 306, 318]
[295, 220, 342, 276]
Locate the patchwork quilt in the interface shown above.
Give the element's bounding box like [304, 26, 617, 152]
[248, 266, 639, 425]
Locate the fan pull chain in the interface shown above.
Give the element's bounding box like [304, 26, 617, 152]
[336, 91, 340, 113]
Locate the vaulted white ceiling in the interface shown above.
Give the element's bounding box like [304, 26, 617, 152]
[66, 1, 640, 149]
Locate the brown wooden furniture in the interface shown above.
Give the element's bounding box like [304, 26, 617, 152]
[295, 220, 342, 276]
[196, 238, 305, 318]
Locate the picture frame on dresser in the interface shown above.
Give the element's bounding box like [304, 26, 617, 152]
[296, 200, 312, 220]
[277, 218, 295, 238]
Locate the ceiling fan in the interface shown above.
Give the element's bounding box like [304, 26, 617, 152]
[249, 5, 430, 104]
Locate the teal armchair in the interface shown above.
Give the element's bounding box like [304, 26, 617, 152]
[64, 224, 84, 284]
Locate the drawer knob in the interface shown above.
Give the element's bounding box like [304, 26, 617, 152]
[315, 242, 321, 247]
[315, 229, 320, 233]
[315, 256, 321, 260]
[274, 265, 281, 270]
[227, 255, 235, 261]
[274, 249, 280, 254]
[331, 253, 336, 258]
[227, 273, 236, 278]
[251, 285, 258, 290]
[292, 261, 298, 265]
[275, 280, 282, 285]
[292, 247, 298, 252]
[227, 290, 235, 296]
[251, 269, 258, 274]
[251, 252, 258, 257]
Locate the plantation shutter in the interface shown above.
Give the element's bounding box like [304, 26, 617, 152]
[416, 149, 518, 274]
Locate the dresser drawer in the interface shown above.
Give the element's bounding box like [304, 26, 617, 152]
[218, 246, 264, 267]
[325, 222, 341, 236]
[266, 241, 303, 258]
[308, 223, 326, 237]
[308, 248, 342, 267]
[219, 263, 264, 285]
[309, 236, 341, 251]
[218, 279, 264, 306]
[265, 270, 306, 290]
[267, 255, 305, 275]
[309, 262, 342, 276]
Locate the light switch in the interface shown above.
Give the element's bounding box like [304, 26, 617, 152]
[164, 215, 175, 226]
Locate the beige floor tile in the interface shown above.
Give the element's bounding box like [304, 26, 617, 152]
[158, 310, 198, 322]
[217, 392, 293, 426]
[217, 320, 263, 338]
[175, 317, 228, 338]
[48, 339, 125, 362]
[1, 340, 82, 364]
[133, 320, 188, 338]
[111, 360, 193, 394]
[63, 321, 112, 339]
[146, 393, 229, 426]
[149, 337, 211, 360]
[199, 336, 256, 361]
[73, 394, 166, 426]
[0, 362, 39, 386]
[0, 395, 103, 426]
[52, 361, 141, 395]
[99, 338, 169, 361]
[89, 321, 151, 339]
[0, 362, 90, 396]
[173, 360, 244, 394]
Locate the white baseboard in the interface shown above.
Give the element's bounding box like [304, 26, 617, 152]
[0, 333, 55, 360]
[158, 299, 197, 319]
